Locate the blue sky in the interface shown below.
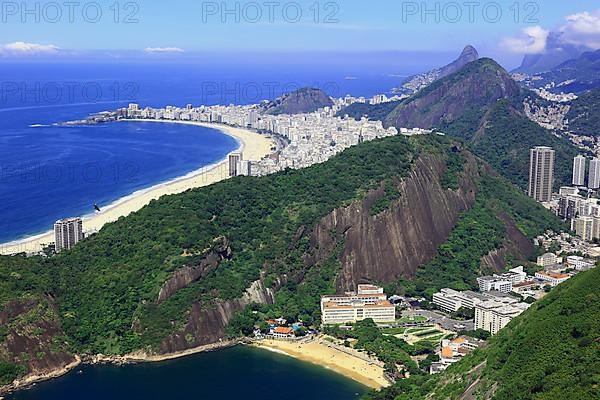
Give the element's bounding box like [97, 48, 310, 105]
[1, 1, 599, 68]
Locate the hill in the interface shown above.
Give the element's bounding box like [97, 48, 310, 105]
[365, 265, 600, 400]
[526, 49, 600, 94]
[397, 45, 479, 95]
[0, 135, 562, 393]
[347, 58, 579, 189]
[260, 87, 334, 115]
[566, 86, 600, 136]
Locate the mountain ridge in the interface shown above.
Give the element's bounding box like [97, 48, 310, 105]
[342, 57, 580, 189]
[397, 45, 479, 95]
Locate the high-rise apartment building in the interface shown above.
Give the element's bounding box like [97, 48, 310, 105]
[54, 218, 84, 252]
[572, 155, 586, 186]
[528, 147, 555, 202]
[228, 153, 242, 177]
[589, 158, 600, 189]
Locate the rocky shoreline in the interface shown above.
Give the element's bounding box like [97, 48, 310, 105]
[0, 340, 240, 397]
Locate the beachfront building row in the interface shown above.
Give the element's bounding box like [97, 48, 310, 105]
[54, 217, 84, 252]
[475, 299, 531, 335]
[320, 285, 396, 325]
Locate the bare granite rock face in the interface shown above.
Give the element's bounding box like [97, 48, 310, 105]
[158, 279, 277, 354]
[480, 211, 536, 272]
[157, 236, 232, 303]
[0, 297, 77, 378]
[307, 153, 480, 292]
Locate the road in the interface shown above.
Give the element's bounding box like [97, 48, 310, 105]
[403, 309, 475, 332]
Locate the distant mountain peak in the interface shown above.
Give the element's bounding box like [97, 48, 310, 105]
[397, 45, 480, 95]
[513, 32, 591, 75]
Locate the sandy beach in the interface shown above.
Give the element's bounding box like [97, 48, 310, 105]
[253, 338, 390, 389]
[0, 120, 274, 256]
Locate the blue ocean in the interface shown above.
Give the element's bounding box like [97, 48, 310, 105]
[0, 61, 407, 243]
[5, 346, 368, 400]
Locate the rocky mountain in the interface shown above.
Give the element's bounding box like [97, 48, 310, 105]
[0, 134, 562, 394]
[345, 58, 579, 189]
[397, 45, 479, 95]
[386, 58, 521, 129]
[366, 265, 600, 400]
[513, 32, 590, 75]
[521, 49, 600, 94]
[260, 87, 334, 115]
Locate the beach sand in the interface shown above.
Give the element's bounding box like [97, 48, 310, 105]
[253, 338, 390, 389]
[0, 120, 274, 256]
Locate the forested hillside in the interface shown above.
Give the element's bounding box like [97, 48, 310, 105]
[365, 266, 600, 400]
[0, 134, 562, 390]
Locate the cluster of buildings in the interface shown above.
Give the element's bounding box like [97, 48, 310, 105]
[528, 148, 600, 245]
[117, 102, 429, 177]
[432, 266, 540, 336]
[476, 266, 527, 293]
[320, 285, 396, 325]
[337, 93, 407, 107]
[556, 184, 600, 242]
[262, 318, 306, 339]
[430, 336, 485, 374]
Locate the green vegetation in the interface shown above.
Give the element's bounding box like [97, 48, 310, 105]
[347, 58, 581, 190]
[0, 135, 421, 359]
[0, 131, 565, 389]
[458, 99, 580, 189]
[440, 150, 465, 190]
[0, 362, 27, 386]
[370, 179, 402, 216]
[325, 320, 426, 375]
[364, 266, 600, 400]
[388, 172, 564, 298]
[567, 87, 600, 137]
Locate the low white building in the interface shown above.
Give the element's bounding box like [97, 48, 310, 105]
[432, 289, 490, 313]
[566, 256, 595, 271]
[477, 267, 527, 293]
[321, 285, 395, 325]
[477, 276, 513, 293]
[537, 253, 562, 267]
[535, 271, 570, 287]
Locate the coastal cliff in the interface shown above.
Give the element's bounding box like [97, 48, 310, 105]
[159, 279, 276, 354]
[0, 135, 562, 394]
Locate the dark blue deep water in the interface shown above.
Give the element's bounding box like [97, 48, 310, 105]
[0, 62, 401, 243]
[6, 346, 367, 400]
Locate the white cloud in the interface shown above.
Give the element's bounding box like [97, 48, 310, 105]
[0, 42, 60, 56]
[560, 10, 600, 48]
[144, 47, 185, 54]
[501, 26, 550, 54]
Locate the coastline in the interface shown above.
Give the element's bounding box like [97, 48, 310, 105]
[0, 341, 238, 397]
[0, 120, 274, 256]
[251, 337, 390, 389]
